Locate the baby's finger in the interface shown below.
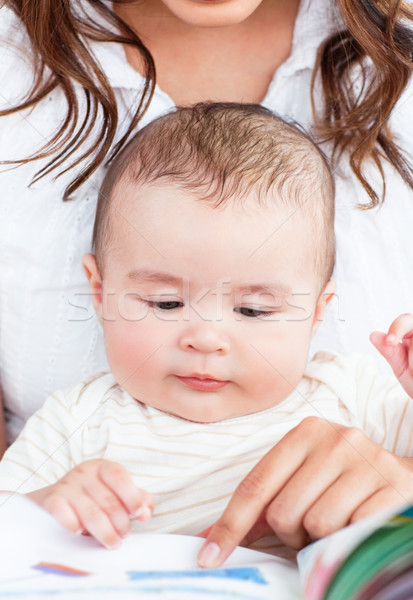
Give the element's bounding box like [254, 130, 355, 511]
[370, 331, 408, 379]
[42, 493, 82, 534]
[385, 314, 413, 345]
[97, 461, 155, 520]
[82, 479, 133, 538]
[369, 331, 388, 355]
[67, 491, 122, 549]
[408, 338, 413, 377]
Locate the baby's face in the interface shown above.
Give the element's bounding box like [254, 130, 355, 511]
[86, 182, 333, 422]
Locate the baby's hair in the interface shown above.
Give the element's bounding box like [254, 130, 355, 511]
[94, 102, 335, 284]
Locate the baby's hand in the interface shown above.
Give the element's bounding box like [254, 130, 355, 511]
[27, 459, 154, 549]
[370, 313, 413, 397]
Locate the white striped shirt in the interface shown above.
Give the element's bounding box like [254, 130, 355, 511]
[0, 352, 412, 558]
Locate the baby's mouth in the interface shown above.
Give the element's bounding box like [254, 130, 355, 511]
[175, 375, 229, 391]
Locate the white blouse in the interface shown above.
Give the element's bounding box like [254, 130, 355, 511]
[0, 0, 412, 443]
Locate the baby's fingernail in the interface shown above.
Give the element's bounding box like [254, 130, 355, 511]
[108, 538, 122, 550]
[135, 505, 152, 522]
[198, 542, 221, 568]
[386, 333, 397, 345]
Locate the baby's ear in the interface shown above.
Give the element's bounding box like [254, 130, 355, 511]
[82, 253, 103, 321]
[312, 280, 336, 333]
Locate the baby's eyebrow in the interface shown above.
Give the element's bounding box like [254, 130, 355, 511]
[235, 284, 292, 297]
[126, 270, 292, 296]
[127, 269, 183, 285]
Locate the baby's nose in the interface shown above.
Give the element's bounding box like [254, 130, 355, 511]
[179, 325, 230, 355]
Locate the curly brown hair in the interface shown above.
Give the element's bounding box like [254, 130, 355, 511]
[1, 0, 413, 206]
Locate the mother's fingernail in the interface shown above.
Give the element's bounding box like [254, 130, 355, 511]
[198, 542, 221, 568]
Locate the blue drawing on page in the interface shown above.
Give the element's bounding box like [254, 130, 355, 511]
[127, 567, 267, 584]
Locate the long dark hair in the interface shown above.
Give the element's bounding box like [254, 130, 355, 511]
[1, 0, 413, 206]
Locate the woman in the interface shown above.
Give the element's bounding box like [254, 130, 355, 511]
[0, 0, 413, 558]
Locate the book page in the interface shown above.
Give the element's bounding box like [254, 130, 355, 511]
[0, 493, 301, 599]
[297, 504, 413, 600]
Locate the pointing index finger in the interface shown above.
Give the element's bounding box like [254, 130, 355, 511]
[197, 431, 308, 568]
[198, 479, 268, 567]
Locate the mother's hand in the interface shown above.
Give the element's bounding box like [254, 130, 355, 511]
[198, 417, 413, 568]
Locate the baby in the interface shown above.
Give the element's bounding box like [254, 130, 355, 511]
[1, 103, 413, 567]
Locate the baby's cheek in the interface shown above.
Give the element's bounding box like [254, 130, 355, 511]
[248, 336, 309, 404]
[103, 323, 155, 378]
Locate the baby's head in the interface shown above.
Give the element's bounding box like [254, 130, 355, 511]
[84, 103, 335, 422]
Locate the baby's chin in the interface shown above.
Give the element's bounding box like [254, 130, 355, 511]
[139, 397, 274, 424]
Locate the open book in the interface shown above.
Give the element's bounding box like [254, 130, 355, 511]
[1, 494, 412, 599]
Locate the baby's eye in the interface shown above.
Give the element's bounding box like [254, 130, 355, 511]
[148, 300, 183, 311]
[234, 307, 273, 318]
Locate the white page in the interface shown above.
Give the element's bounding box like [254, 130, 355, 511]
[0, 494, 302, 599]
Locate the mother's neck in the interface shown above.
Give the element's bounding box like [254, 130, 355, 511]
[114, 0, 301, 105]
